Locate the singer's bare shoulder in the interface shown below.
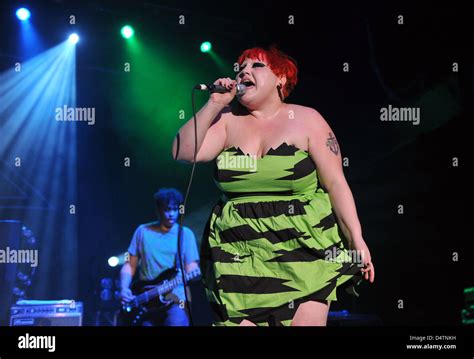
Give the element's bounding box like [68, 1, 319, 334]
[283, 103, 330, 129]
[284, 103, 326, 121]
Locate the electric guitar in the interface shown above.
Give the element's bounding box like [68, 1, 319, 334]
[119, 267, 201, 326]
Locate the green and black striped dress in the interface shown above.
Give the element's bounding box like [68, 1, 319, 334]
[200, 142, 363, 326]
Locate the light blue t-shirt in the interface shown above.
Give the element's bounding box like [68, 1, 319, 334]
[127, 222, 199, 301]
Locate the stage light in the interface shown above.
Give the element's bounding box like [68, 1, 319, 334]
[121, 25, 134, 39]
[16, 8, 31, 21]
[0, 40, 78, 297]
[200, 41, 212, 53]
[68, 33, 79, 44]
[108, 256, 119, 267]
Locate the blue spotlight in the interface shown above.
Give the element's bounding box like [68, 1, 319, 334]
[68, 33, 79, 44]
[0, 40, 78, 292]
[16, 8, 31, 21]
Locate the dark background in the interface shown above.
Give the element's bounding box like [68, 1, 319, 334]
[0, 0, 471, 326]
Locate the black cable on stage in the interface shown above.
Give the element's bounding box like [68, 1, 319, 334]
[176, 87, 200, 327]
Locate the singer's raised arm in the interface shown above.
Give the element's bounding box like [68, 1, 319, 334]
[171, 100, 229, 163]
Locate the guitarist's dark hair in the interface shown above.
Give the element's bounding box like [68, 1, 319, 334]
[153, 187, 184, 210]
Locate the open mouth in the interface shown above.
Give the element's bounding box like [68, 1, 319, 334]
[242, 80, 255, 88]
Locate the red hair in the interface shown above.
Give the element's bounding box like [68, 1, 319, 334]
[237, 46, 298, 100]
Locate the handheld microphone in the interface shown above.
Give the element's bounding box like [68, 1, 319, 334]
[194, 83, 247, 95]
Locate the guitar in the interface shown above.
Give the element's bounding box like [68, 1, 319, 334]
[119, 267, 201, 326]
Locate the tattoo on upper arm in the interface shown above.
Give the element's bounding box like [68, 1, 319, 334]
[326, 132, 339, 155]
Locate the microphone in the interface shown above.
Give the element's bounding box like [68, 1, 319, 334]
[195, 83, 247, 95]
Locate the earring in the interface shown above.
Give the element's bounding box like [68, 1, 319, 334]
[277, 84, 284, 101]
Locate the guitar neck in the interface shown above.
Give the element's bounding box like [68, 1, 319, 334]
[133, 269, 200, 307]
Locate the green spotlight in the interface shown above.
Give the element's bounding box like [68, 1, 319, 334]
[200, 41, 212, 53]
[121, 25, 134, 39]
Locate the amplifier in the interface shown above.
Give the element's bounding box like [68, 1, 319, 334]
[10, 300, 83, 326]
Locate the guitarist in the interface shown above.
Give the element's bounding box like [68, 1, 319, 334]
[120, 187, 200, 326]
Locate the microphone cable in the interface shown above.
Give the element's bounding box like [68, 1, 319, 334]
[175, 86, 200, 327]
